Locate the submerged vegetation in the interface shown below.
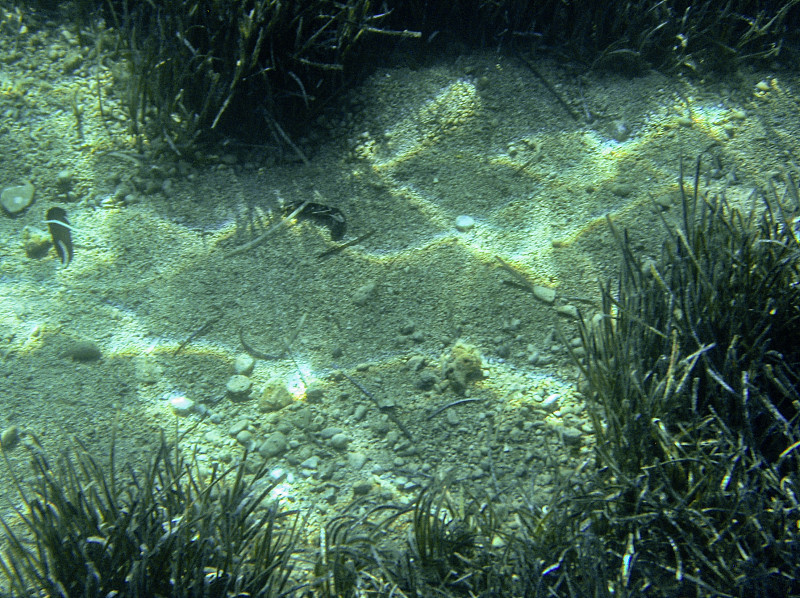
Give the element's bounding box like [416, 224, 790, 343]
[562, 156, 800, 595]
[0, 432, 300, 597]
[25, 0, 798, 156]
[99, 0, 419, 155]
[2, 157, 798, 596]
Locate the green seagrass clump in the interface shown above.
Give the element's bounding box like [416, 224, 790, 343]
[0, 432, 300, 597]
[564, 155, 800, 595]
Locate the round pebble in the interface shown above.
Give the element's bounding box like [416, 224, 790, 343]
[330, 433, 350, 450]
[169, 395, 195, 417]
[229, 419, 250, 436]
[233, 353, 255, 375]
[1, 182, 35, 215]
[352, 481, 372, 496]
[300, 455, 320, 469]
[455, 214, 475, 232]
[63, 340, 102, 362]
[258, 431, 287, 458]
[541, 393, 560, 412]
[348, 452, 367, 470]
[1, 426, 20, 450]
[226, 374, 252, 397]
[561, 426, 583, 447]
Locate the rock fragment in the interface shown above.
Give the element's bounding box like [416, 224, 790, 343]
[1, 182, 35, 215]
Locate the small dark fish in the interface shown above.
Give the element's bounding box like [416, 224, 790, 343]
[283, 201, 346, 241]
[45, 207, 73, 266]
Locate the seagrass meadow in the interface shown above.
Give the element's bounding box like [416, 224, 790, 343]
[1, 1, 800, 596]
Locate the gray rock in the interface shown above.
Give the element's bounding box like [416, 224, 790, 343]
[330, 433, 350, 450]
[557, 304, 580, 319]
[169, 395, 195, 417]
[63, 340, 101, 362]
[414, 371, 437, 390]
[455, 214, 475, 232]
[228, 419, 250, 436]
[1, 182, 34, 215]
[305, 383, 325, 403]
[300, 455, 320, 469]
[348, 452, 367, 470]
[1, 426, 20, 450]
[226, 374, 252, 398]
[258, 431, 288, 458]
[561, 426, 583, 447]
[319, 426, 343, 439]
[233, 353, 255, 375]
[353, 405, 368, 421]
[235, 430, 252, 446]
[56, 169, 73, 190]
[352, 481, 372, 496]
[541, 394, 560, 412]
[533, 285, 556, 304]
[352, 282, 377, 306]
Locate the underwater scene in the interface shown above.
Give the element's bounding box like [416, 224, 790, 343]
[1, 1, 799, 596]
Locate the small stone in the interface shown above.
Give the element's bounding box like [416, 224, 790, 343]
[228, 419, 250, 436]
[399, 320, 416, 335]
[300, 455, 320, 469]
[63, 340, 101, 362]
[353, 281, 377, 306]
[305, 383, 325, 403]
[21, 226, 51, 258]
[258, 378, 293, 411]
[455, 214, 475, 232]
[353, 405, 368, 421]
[320, 426, 343, 439]
[352, 481, 372, 496]
[1, 182, 35, 215]
[532, 285, 556, 304]
[443, 341, 484, 395]
[1, 426, 20, 450]
[226, 374, 252, 398]
[609, 120, 630, 142]
[330, 433, 350, 450]
[557, 304, 580, 319]
[236, 430, 253, 446]
[609, 182, 633, 197]
[541, 394, 560, 412]
[406, 355, 425, 370]
[204, 430, 221, 444]
[258, 431, 287, 458]
[377, 396, 396, 410]
[348, 452, 367, 470]
[491, 535, 506, 548]
[169, 395, 195, 416]
[56, 169, 73, 190]
[134, 356, 163, 383]
[755, 80, 770, 92]
[62, 50, 83, 73]
[561, 426, 583, 447]
[414, 371, 437, 390]
[233, 353, 254, 375]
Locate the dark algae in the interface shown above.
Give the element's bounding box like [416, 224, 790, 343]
[45, 207, 73, 266]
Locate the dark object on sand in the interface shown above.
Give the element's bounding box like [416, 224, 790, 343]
[283, 200, 346, 240]
[45, 207, 73, 266]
